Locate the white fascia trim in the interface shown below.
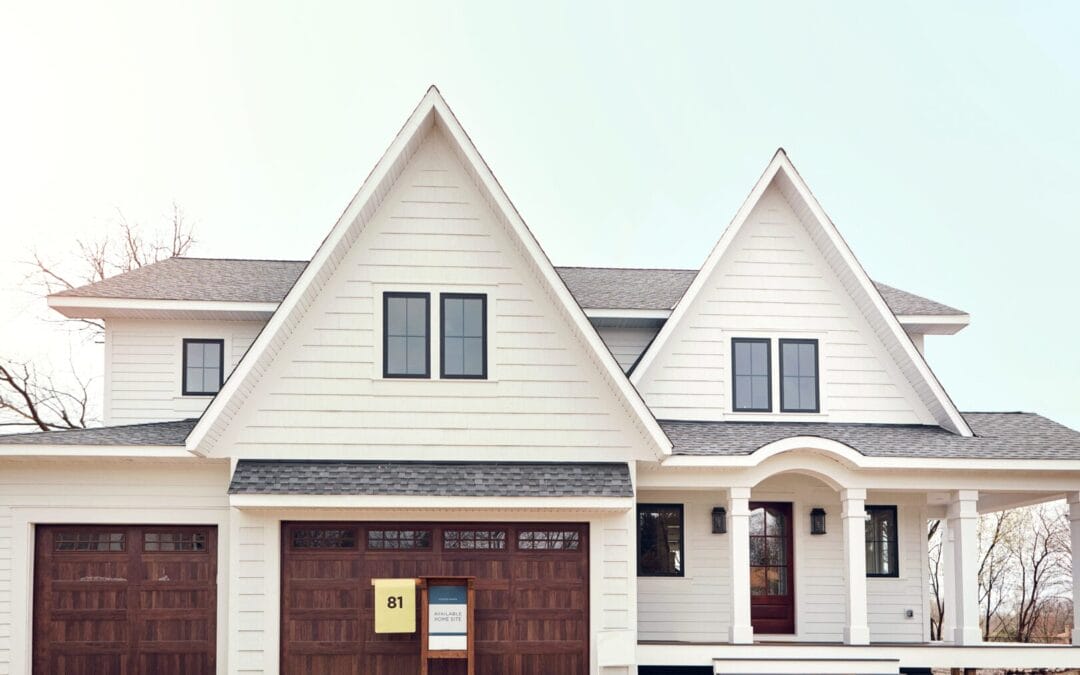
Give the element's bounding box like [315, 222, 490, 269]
[583, 308, 672, 320]
[229, 494, 635, 512]
[186, 87, 672, 460]
[0, 444, 194, 458]
[47, 295, 280, 318]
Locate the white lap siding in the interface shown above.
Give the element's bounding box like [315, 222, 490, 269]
[637, 480, 927, 644]
[0, 458, 232, 675]
[635, 185, 936, 426]
[104, 318, 263, 425]
[593, 325, 660, 373]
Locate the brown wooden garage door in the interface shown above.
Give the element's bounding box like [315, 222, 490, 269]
[33, 525, 217, 675]
[281, 521, 589, 675]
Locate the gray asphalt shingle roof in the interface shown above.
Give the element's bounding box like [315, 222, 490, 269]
[3, 414, 1077, 462]
[0, 418, 196, 445]
[53, 257, 308, 303]
[51, 257, 964, 316]
[661, 413, 1080, 460]
[228, 460, 634, 497]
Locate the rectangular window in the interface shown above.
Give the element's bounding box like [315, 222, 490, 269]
[182, 338, 224, 395]
[779, 339, 819, 412]
[517, 529, 581, 551]
[144, 532, 207, 552]
[443, 528, 507, 551]
[637, 504, 683, 576]
[55, 532, 126, 552]
[291, 528, 358, 549]
[383, 292, 430, 378]
[441, 294, 487, 379]
[865, 505, 899, 577]
[732, 338, 771, 412]
[367, 528, 432, 550]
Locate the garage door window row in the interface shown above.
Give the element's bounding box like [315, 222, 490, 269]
[53, 530, 208, 553]
[290, 525, 582, 552]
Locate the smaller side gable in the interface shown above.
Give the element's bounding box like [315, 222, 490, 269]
[631, 150, 972, 436]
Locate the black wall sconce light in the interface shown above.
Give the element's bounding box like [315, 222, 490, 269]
[810, 508, 827, 535]
[711, 506, 727, 534]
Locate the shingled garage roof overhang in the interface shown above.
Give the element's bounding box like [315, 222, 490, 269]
[660, 413, 1080, 462]
[226, 460, 635, 508]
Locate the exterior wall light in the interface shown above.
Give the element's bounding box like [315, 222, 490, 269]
[711, 507, 727, 534]
[810, 508, 827, 535]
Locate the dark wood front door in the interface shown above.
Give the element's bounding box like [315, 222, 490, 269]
[280, 521, 589, 675]
[33, 525, 217, 675]
[749, 502, 794, 634]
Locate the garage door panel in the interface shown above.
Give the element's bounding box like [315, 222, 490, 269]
[52, 653, 129, 675]
[282, 521, 588, 675]
[34, 525, 217, 675]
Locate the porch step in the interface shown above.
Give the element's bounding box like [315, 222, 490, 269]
[713, 655, 901, 675]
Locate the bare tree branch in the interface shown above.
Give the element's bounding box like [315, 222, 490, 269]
[2, 205, 197, 433]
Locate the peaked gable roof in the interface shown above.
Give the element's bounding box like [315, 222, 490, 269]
[630, 149, 973, 436]
[184, 86, 672, 458]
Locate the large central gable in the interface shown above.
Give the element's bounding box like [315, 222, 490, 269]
[185, 87, 670, 460]
[631, 150, 971, 435]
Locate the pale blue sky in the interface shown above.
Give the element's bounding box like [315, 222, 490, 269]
[0, 1, 1077, 428]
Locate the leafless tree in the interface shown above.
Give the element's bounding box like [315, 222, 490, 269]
[979, 510, 1016, 640]
[26, 203, 195, 333]
[0, 205, 196, 432]
[929, 519, 946, 640]
[1011, 503, 1070, 642]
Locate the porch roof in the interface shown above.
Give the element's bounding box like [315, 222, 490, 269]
[228, 460, 634, 497]
[660, 412, 1080, 460]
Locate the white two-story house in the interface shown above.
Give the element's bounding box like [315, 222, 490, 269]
[2, 87, 1080, 675]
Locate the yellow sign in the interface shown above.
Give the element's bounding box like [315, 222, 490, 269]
[372, 578, 417, 633]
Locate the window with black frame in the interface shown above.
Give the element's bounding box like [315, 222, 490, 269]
[441, 293, 486, 378]
[383, 292, 430, 378]
[637, 504, 683, 576]
[732, 338, 771, 412]
[865, 505, 898, 577]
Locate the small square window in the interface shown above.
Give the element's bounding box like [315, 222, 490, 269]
[182, 339, 224, 395]
[441, 294, 486, 379]
[865, 505, 899, 577]
[383, 293, 430, 378]
[779, 339, 819, 413]
[731, 338, 771, 412]
[637, 504, 683, 576]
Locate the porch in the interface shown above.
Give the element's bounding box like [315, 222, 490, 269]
[636, 436, 1080, 669]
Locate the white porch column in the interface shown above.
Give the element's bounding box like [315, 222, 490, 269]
[727, 487, 753, 644]
[1069, 494, 1080, 646]
[841, 488, 870, 645]
[947, 490, 981, 645]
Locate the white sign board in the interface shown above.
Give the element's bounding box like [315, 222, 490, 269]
[427, 584, 467, 651]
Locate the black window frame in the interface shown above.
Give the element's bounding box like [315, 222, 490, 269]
[439, 293, 487, 380]
[181, 338, 225, 396]
[778, 338, 820, 413]
[865, 505, 899, 578]
[382, 292, 431, 379]
[731, 338, 772, 413]
[637, 503, 685, 577]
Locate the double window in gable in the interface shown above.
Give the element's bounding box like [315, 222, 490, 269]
[383, 291, 487, 380]
[731, 337, 819, 414]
